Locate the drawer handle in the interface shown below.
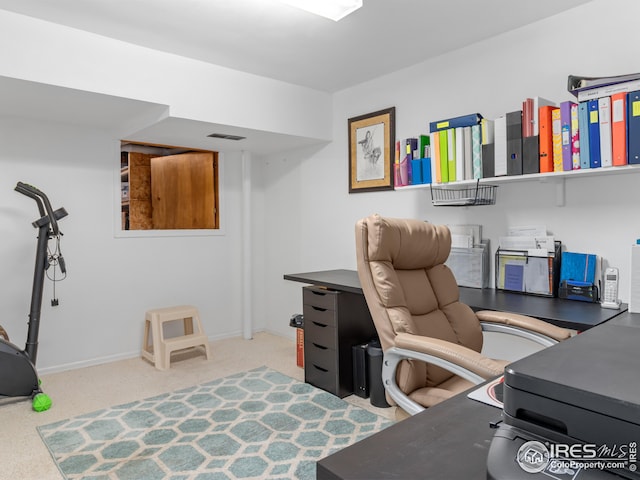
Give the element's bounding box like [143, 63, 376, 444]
[313, 364, 329, 372]
[311, 306, 327, 312]
[311, 291, 327, 296]
[312, 343, 328, 350]
[312, 321, 328, 328]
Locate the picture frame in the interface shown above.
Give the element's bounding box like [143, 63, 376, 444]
[348, 107, 395, 193]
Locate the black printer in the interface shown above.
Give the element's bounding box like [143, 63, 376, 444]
[487, 321, 640, 479]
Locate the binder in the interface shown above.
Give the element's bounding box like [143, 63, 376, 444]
[455, 127, 464, 181]
[611, 92, 627, 166]
[447, 128, 456, 182]
[506, 110, 523, 176]
[568, 72, 640, 96]
[481, 118, 494, 145]
[538, 105, 556, 173]
[494, 115, 507, 176]
[438, 130, 449, 182]
[574, 78, 640, 102]
[588, 99, 601, 168]
[482, 144, 495, 178]
[430, 113, 483, 133]
[578, 102, 591, 169]
[570, 103, 580, 169]
[471, 124, 482, 179]
[522, 98, 533, 137]
[522, 136, 539, 174]
[560, 101, 575, 171]
[481, 118, 495, 178]
[432, 133, 441, 183]
[533, 97, 556, 136]
[627, 90, 640, 164]
[551, 108, 563, 172]
[598, 97, 612, 167]
[463, 126, 472, 180]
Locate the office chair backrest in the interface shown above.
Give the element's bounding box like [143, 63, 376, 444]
[356, 214, 483, 389]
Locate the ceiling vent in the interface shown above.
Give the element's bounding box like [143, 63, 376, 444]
[207, 133, 246, 141]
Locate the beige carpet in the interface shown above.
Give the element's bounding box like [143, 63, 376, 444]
[0, 332, 394, 479]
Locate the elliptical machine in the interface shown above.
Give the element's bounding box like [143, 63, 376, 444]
[0, 182, 68, 411]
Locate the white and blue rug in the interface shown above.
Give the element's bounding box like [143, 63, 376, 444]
[38, 366, 392, 479]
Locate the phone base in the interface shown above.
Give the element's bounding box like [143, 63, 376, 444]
[601, 300, 621, 309]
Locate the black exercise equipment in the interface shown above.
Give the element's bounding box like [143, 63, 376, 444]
[0, 182, 68, 411]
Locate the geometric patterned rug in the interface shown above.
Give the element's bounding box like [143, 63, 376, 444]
[37, 366, 392, 479]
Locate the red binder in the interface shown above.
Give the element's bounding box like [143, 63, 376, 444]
[538, 105, 556, 173]
[611, 92, 627, 166]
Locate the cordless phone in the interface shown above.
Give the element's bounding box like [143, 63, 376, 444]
[601, 267, 621, 309]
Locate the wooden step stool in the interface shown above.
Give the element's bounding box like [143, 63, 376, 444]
[142, 305, 211, 370]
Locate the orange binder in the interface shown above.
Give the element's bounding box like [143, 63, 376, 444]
[432, 131, 441, 183]
[611, 92, 628, 166]
[538, 105, 557, 173]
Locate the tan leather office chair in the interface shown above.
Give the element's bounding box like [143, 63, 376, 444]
[355, 214, 571, 417]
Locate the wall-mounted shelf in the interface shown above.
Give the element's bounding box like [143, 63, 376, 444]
[396, 163, 640, 206]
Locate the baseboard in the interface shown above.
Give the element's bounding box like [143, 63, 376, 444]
[38, 329, 248, 375]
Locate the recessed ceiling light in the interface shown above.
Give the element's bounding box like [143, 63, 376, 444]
[276, 0, 363, 21]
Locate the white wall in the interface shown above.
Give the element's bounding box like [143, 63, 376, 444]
[262, 0, 640, 339]
[0, 116, 249, 372]
[0, 7, 333, 373]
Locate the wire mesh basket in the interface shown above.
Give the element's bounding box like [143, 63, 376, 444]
[430, 180, 497, 206]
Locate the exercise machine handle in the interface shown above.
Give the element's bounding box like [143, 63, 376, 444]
[15, 182, 60, 236]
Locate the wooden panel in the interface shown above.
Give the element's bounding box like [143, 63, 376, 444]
[151, 152, 215, 229]
[127, 152, 153, 230]
[128, 153, 152, 200]
[129, 199, 153, 229]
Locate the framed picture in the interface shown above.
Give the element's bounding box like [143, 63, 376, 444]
[348, 107, 395, 193]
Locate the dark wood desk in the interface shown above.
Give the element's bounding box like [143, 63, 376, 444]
[285, 270, 636, 479]
[317, 313, 640, 480]
[317, 386, 500, 480]
[284, 269, 627, 331]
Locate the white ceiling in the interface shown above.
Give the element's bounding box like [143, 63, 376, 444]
[0, 0, 592, 93]
[0, 0, 592, 152]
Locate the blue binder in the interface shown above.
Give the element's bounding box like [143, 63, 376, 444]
[578, 102, 590, 169]
[588, 99, 601, 168]
[430, 113, 483, 133]
[628, 90, 640, 164]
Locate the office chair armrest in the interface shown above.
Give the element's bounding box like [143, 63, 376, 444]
[382, 334, 505, 416]
[395, 333, 505, 381]
[476, 310, 572, 345]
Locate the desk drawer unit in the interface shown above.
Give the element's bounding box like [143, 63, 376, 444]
[302, 286, 376, 398]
